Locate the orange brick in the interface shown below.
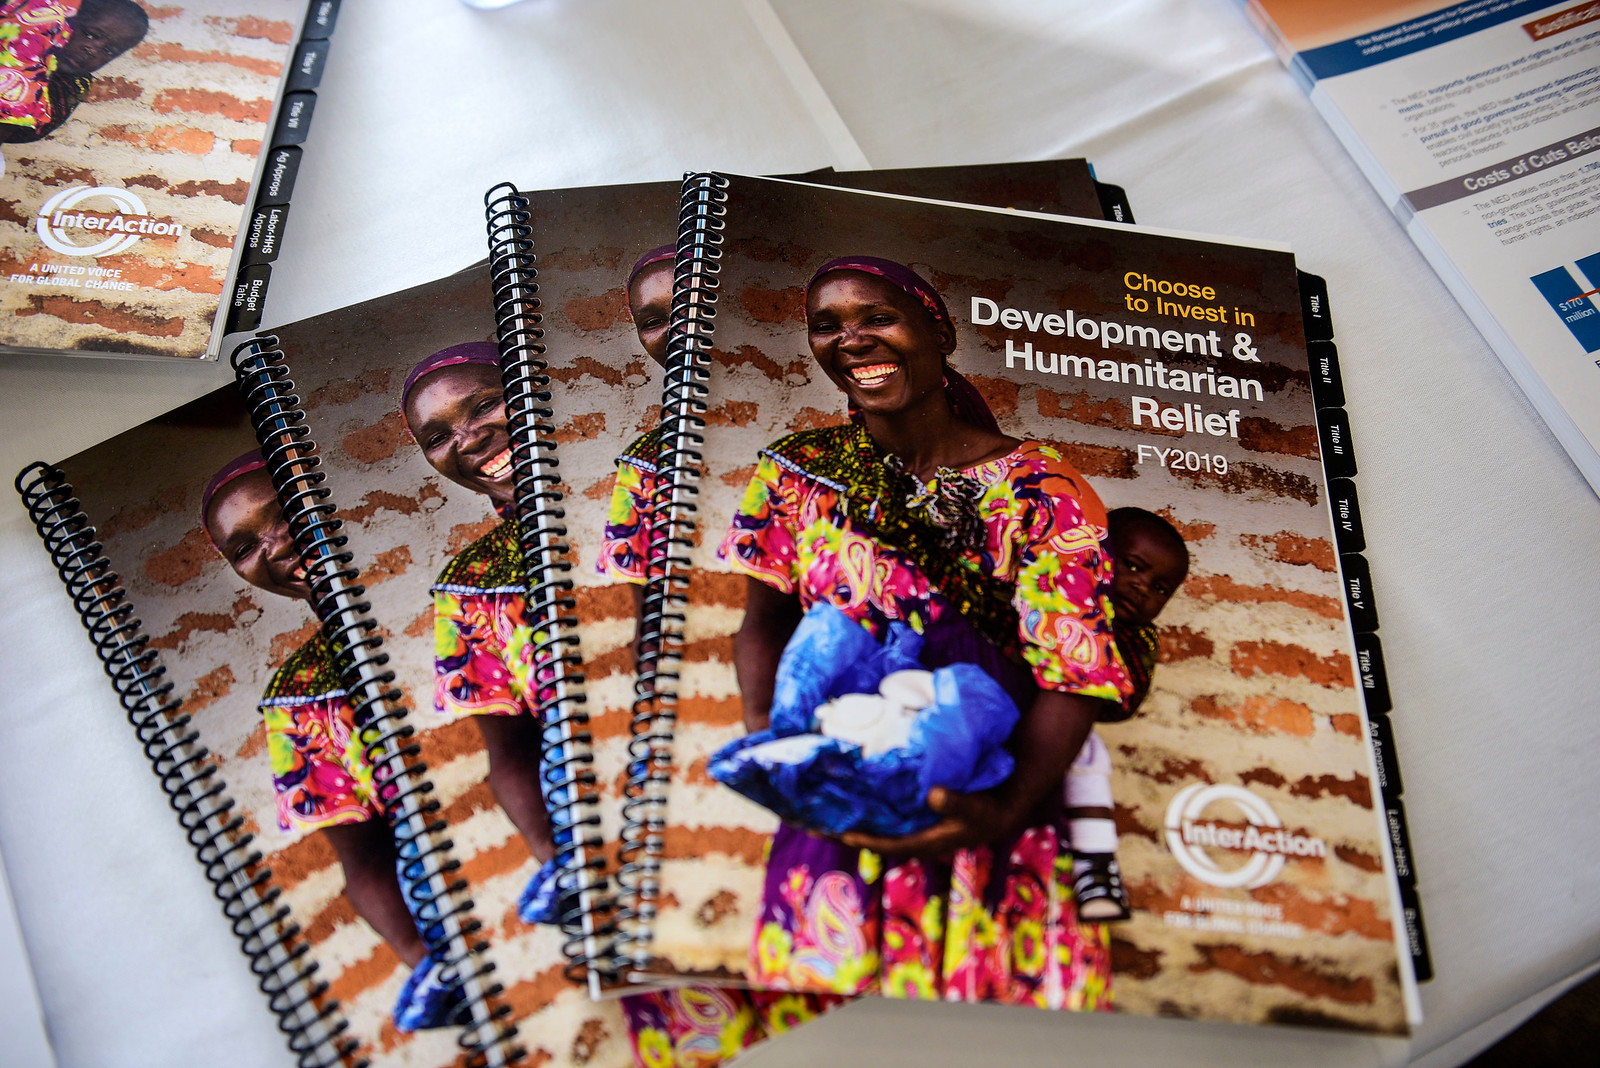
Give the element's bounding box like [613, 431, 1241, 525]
[705, 399, 758, 427]
[152, 88, 272, 124]
[564, 287, 628, 331]
[1242, 530, 1337, 572]
[146, 125, 215, 155]
[1191, 694, 1315, 736]
[741, 283, 804, 324]
[1231, 639, 1353, 688]
[137, 41, 283, 77]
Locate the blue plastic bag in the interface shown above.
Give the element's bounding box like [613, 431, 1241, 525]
[710, 603, 1022, 837]
[766, 599, 923, 734]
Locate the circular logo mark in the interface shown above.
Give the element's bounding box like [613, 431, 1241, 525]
[35, 185, 178, 257]
[1164, 783, 1325, 889]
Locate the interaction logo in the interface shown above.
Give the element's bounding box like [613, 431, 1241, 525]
[34, 185, 183, 257]
[1164, 783, 1326, 889]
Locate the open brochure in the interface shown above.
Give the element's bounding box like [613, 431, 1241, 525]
[1242, 0, 1600, 494]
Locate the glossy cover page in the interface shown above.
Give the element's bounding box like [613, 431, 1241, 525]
[643, 175, 1414, 1032]
[0, 1, 303, 358]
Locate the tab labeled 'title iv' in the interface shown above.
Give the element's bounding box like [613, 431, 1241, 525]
[1327, 477, 1365, 554]
[303, 0, 340, 41]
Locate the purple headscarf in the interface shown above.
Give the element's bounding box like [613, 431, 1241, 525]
[400, 341, 502, 414]
[804, 255, 998, 434]
[627, 244, 677, 291]
[200, 450, 269, 551]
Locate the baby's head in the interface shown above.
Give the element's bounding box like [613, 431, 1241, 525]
[59, 0, 149, 76]
[626, 245, 675, 367]
[1107, 507, 1188, 627]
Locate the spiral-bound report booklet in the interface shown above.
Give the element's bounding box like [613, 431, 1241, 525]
[634, 174, 1422, 1031]
[11, 157, 1135, 1068]
[18, 382, 515, 1066]
[0, 0, 335, 360]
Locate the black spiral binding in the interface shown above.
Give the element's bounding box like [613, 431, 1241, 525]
[14, 463, 360, 1068]
[614, 172, 727, 975]
[229, 337, 522, 1066]
[482, 183, 609, 989]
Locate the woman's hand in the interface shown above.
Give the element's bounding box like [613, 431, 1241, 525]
[839, 787, 1018, 859]
[840, 689, 1114, 860]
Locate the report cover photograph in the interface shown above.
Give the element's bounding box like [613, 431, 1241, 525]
[0, 0, 303, 358]
[644, 175, 1415, 1032]
[259, 260, 809, 1066]
[45, 384, 487, 1066]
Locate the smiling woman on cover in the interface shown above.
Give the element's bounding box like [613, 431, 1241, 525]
[202, 452, 459, 1032]
[401, 343, 562, 926]
[720, 256, 1132, 1005]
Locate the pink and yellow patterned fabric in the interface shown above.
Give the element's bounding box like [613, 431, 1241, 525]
[621, 987, 842, 1068]
[258, 630, 382, 833]
[433, 516, 550, 719]
[0, 1, 77, 131]
[599, 428, 662, 584]
[720, 431, 1128, 700]
[721, 424, 1125, 1007]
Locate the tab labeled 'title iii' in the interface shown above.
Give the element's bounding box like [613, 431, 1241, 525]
[1317, 407, 1358, 479]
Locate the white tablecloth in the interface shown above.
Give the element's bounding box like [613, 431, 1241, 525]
[2, 2, 1597, 1065]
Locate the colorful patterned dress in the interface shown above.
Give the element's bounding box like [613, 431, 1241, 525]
[0, 1, 79, 135]
[433, 513, 550, 719]
[599, 427, 662, 582]
[594, 429, 842, 1063]
[258, 629, 382, 833]
[718, 422, 1132, 1009]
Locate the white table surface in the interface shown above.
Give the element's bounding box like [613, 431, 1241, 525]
[2, 2, 1598, 1066]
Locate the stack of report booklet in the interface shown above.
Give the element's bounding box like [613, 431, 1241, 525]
[15, 159, 1427, 1067]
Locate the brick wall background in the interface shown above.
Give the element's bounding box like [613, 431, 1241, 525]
[57, 251, 667, 1065]
[0, 1, 298, 357]
[648, 177, 1407, 1032]
[263, 249, 678, 1067]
